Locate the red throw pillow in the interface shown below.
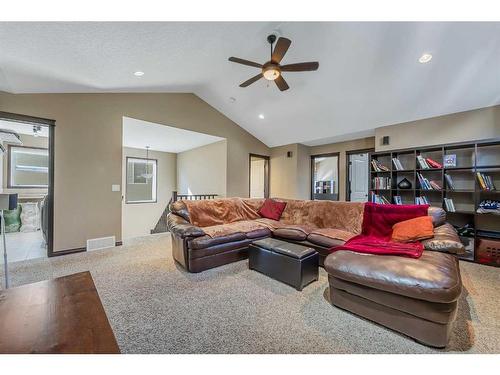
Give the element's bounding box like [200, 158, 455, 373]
[391, 216, 434, 243]
[258, 199, 287, 221]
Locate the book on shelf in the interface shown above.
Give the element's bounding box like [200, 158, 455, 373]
[416, 155, 429, 169]
[371, 159, 390, 172]
[476, 172, 496, 191]
[372, 176, 391, 190]
[417, 155, 442, 169]
[425, 158, 442, 168]
[444, 198, 456, 212]
[370, 192, 391, 204]
[393, 195, 403, 205]
[392, 158, 404, 171]
[416, 173, 441, 190]
[429, 180, 442, 190]
[445, 173, 454, 190]
[415, 196, 429, 205]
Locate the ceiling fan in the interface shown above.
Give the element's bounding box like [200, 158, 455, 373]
[228, 34, 319, 91]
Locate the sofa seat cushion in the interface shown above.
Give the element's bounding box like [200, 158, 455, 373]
[307, 234, 345, 248]
[188, 233, 247, 250]
[245, 227, 271, 239]
[273, 224, 317, 241]
[201, 220, 269, 239]
[324, 250, 461, 303]
[309, 228, 356, 242]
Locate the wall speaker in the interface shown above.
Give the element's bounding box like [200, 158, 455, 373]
[287, 151, 293, 158]
[381, 136, 390, 146]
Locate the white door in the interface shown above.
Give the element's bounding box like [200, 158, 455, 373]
[250, 158, 265, 198]
[349, 153, 369, 202]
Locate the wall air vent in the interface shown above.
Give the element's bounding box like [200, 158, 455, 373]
[86, 236, 116, 251]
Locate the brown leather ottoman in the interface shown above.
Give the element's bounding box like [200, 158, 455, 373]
[324, 250, 462, 348]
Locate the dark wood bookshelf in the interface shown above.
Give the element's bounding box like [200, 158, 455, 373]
[369, 138, 500, 267]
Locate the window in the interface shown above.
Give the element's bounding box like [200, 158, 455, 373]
[8, 146, 49, 188]
[126, 157, 157, 203]
[311, 153, 339, 201]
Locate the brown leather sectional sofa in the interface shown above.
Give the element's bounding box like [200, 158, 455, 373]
[167, 197, 457, 272]
[167, 197, 464, 347]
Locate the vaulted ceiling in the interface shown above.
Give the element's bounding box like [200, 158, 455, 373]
[1, 22, 500, 147]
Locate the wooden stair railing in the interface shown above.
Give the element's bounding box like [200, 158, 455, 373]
[151, 191, 218, 234]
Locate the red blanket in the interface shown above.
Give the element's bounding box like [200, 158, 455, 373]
[330, 203, 429, 258]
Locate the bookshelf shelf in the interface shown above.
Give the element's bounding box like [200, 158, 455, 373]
[370, 138, 500, 267]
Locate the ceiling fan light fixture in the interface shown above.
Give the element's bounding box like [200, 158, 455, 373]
[263, 67, 280, 81]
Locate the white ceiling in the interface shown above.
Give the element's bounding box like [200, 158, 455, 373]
[122, 116, 224, 153]
[1, 22, 500, 147]
[0, 119, 49, 138]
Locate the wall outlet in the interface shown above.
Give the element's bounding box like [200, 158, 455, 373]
[112, 184, 121, 192]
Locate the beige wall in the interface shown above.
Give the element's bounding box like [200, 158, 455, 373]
[0, 93, 269, 252]
[270, 143, 311, 200]
[122, 147, 176, 240]
[375, 105, 500, 152]
[176, 140, 227, 197]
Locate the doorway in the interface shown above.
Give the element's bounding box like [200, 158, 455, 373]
[0, 111, 54, 261]
[311, 153, 339, 200]
[347, 151, 371, 202]
[249, 154, 269, 198]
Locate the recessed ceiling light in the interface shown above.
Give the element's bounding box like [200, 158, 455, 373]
[134, 71, 145, 77]
[258, 114, 265, 119]
[418, 53, 432, 64]
[229, 97, 236, 103]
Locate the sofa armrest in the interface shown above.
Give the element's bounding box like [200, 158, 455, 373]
[422, 223, 465, 255]
[167, 213, 205, 238]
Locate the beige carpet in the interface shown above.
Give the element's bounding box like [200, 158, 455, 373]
[2, 234, 499, 354]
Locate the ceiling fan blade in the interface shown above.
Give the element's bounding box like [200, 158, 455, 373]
[228, 57, 262, 68]
[240, 73, 263, 87]
[274, 75, 289, 91]
[281, 62, 319, 72]
[271, 37, 292, 63]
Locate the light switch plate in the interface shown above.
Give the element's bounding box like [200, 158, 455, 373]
[112, 184, 121, 192]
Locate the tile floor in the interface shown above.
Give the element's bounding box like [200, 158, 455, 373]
[0, 230, 46, 263]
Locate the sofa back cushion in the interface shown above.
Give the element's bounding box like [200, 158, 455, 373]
[181, 198, 264, 227]
[277, 199, 365, 234]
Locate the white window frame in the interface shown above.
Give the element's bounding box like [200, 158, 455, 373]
[8, 145, 49, 188]
[125, 157, 157, 204]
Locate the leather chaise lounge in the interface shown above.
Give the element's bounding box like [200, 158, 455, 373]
[167, 197, 464, 347]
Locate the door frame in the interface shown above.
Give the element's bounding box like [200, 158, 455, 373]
[345, 148, 374, 202]
[310, 152, 340, 200]
[0, 111, 56, 257]
[248, 153, 270, 198]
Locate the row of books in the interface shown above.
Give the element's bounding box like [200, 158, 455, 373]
[372, 177, 391, 190]
[392, 158, 405, 171]
[370, 192, 391, 204]
[444, 198, 456, 212]
[417, 155, 442, 169]
[476, 172, 496, 191]
[415, 196, 430, 205]
[379, 195, 430, 205]
[417, 173, 442, 190]
[371, 159, 390, 172]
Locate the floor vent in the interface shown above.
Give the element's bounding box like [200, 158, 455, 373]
[87, 236, 116, 251]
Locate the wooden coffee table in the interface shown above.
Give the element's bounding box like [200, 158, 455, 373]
[0, 271, 120, 353]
